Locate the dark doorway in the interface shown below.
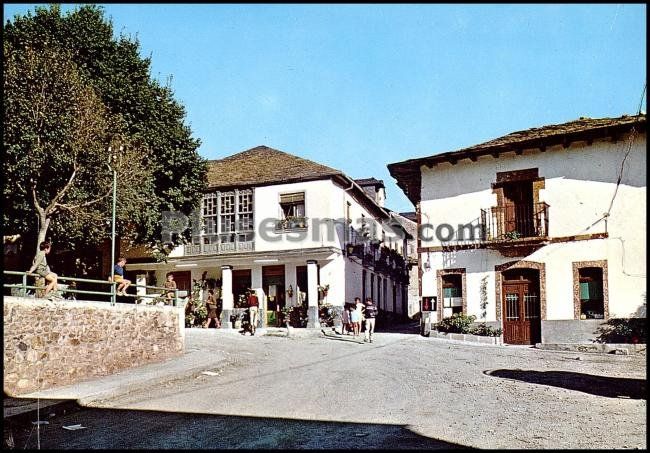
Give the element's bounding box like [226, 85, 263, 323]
[263, 265, 285, 326]
[232, 269, 252, 306]
[502, 268, 541, 345]
[296, 265, 308, 306]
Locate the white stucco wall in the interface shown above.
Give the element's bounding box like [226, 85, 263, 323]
[418, 132, 646, 321]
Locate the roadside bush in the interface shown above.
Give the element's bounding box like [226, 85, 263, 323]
[319, 303, 340, 327]
[595, 318, 646, 344]
[470, 323, 503, 337]
[435, 313, 476, 333]
[435, 313, 503, 337]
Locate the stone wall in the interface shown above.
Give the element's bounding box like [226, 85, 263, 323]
[540, 319, 605, 344]
[3, 296, 185, 396]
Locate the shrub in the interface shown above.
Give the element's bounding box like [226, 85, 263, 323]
[319, 303, 340, 327]
[470, 323, 503, 337]
[435, 314, 503, 337]
[595, 318, 647, 344]
[435, 313, 476, 333]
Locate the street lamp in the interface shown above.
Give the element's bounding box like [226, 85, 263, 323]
[107, 145, 121, 305]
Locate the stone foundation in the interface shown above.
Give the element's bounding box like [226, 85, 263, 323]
[429, 330, 503, 345]
[3, 296, 184, 396]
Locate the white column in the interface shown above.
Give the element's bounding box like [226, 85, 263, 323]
[307, 260, 320, 328]
[221, 265, 234, 329]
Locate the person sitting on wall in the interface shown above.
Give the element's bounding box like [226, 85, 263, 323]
[27, 241, 60, 300]
[163, 273, 177, 305]
[111, 257, 131, 296]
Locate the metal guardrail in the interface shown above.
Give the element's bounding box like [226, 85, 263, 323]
[3, 270, 183, 307]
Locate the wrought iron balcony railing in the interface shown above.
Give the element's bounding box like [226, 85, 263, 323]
[480, 202, 549, 242]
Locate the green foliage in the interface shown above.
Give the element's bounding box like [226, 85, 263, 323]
[479, 276, 488, 320]
[469, 323, 503, 337]
[185, 279, 208, 327]
[4, 4, 207, 259]
[503, 231, 521, 240]
[435, 313, 503, 337]
[283, 305, 308, 327]
[318, 303, 340, 327]
[595, 318, 646, 344]
[435, 313, 476, 333]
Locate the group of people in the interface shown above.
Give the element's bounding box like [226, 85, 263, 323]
[26, 242, 179, 303]
[341, 297, 378, 343]
[25, 245, 377, 344]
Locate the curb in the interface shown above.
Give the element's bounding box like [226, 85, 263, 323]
[3, 399, 81, 423]
[534, 343, 647, 354]
[18, 351, 230, 407]
[78, 357, 227, 407]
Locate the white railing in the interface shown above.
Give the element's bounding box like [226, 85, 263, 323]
[184, 241, 255, 256]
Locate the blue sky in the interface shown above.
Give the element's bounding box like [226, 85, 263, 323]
[4, 4, 647, 212]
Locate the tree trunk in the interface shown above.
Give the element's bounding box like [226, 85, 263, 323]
[34, 214, 50, 260]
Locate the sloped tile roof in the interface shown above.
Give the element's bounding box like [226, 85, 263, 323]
[354, 177, 385, 188]
[388, 113, 646, 204]
[206, 146, 344, 189]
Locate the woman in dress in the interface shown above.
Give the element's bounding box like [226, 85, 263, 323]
[205, 289, 220, 328]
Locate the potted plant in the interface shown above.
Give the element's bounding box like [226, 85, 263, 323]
[281, 306, 293, 327]
[504, 231, 521, 240]
[318, 284, 330, 298]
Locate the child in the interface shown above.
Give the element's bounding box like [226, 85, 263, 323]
[163, 273, 177, 305]
[112, 257, 131, 296]
[341, 303, 351, 335]
[350, 304, 361, 336]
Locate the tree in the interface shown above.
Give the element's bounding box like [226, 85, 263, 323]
[3, 4, 207, 265]
[3, 43, 156, 259]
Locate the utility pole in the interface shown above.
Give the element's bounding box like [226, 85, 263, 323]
[108, 145, 121, 305]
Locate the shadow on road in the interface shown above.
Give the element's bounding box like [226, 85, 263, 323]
[5, 401, 469, 449]
[374, 320, 421, 334]
[484, 369, 646, 400]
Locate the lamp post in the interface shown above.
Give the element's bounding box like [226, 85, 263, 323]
[107, 145, 121, 305]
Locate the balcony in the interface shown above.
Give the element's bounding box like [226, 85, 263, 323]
[184, 234, 255, 256]
[275, 216, 308, 232]
[480, 202, 549, 255]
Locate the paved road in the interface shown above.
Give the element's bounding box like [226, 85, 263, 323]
[7, 326, 646, 449]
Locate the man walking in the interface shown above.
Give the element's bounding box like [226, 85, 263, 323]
[247, 288, 260, 335]
[364, 297, 378, 343]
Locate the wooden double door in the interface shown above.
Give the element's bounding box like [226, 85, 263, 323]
[502, 269, 541, 345]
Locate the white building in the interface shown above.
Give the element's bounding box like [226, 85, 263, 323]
[127, 146, 410, 328]
[388, 114, 646, 344]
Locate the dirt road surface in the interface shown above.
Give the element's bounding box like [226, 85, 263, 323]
[7, 327, 646, 449]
